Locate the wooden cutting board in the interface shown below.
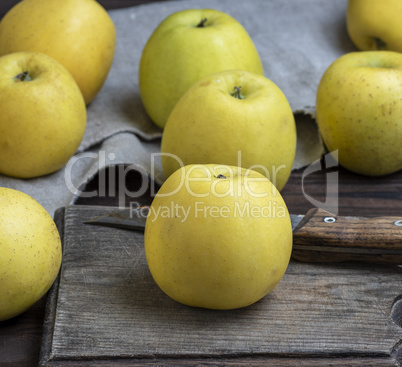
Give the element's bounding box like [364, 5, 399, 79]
[39, 205, 402, 366]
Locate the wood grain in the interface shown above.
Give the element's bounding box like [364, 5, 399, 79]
[0, 298, 46, 366]
[1, 165, 402, 366]
[281, 156, 402, 218]
[38, 205, 402, 366]
[292, 208, 402, 264]
[0, 0, 398, 366]
[37, 355, 402, 367]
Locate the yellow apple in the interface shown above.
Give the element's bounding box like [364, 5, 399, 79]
[144, 164, 292, 310]
[0, 188, 62, 321]
[139, 8, 264, 129]
[0, 0, 116, 104]
[0, 52, 87, 178]
[346, 0, 402, 52]
[316, 51, 402, 176]
[161, 70, 296, 191]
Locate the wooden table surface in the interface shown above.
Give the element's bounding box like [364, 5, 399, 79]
[1, 163, 401, 366]
[0, 1, 402, 366]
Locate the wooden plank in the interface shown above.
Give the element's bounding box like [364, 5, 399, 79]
[39, 355, 402, 367]
[39, 205, 402, 365]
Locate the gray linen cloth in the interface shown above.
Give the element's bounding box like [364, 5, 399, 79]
[0, 0, 356, 215]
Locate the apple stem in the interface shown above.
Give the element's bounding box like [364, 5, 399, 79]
[231, 86, 244, 100]
[14, 71, 32, 82]
[215, 174, 227, 179]
[373, 37, 387, 50]
[197, 18, 208, 27]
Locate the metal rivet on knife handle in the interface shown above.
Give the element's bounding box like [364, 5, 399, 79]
[291, 208, 402, 264]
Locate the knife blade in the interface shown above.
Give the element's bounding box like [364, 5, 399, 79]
[85, 207, 402, 264]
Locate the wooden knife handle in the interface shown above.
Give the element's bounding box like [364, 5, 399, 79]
[292, 208, 402, 264]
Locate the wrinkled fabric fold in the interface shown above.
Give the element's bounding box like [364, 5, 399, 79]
[0, 0, 355, 215]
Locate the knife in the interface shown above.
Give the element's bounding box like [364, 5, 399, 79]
[85, 207, 402, 265]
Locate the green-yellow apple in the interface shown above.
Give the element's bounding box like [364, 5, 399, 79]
[316, 51, 402, 176]
[0, 52, 87, 178]
[0, 0, 116, 104]
[144, 164, 292, 310]
[139, 8, 264, 129]
[0, 187, 62, 321]
[347, 0, 402, 52]
[161, 70, 296, 191]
